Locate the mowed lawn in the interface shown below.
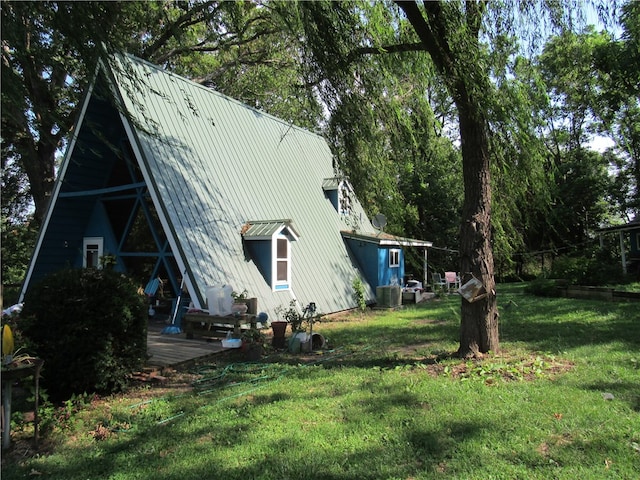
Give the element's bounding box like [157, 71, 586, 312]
[2, 283, 639, 479]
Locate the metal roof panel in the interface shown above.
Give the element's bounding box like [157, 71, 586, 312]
[108, 54, 380, 316]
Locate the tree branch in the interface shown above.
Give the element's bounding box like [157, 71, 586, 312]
[142, 1, 221, 59]
[395, 1, 454, 78]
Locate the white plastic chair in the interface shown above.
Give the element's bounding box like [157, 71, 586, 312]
[431, 273, 447, 291]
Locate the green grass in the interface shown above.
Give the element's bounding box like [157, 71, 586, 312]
[3, 283, 639, 479]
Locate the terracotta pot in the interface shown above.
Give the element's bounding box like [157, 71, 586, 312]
[271, 321, 288, 348]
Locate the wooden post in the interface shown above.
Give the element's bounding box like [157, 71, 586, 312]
[2, 381, 12, 450]
[619, 231, 627, 274]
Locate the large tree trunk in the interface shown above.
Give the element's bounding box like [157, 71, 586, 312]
[22, 141, 57, 225]
[396, 0, 499, 357]
[457, 96, 499, 357]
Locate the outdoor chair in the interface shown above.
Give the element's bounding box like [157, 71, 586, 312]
[431, 272, 447, 291]
[445, 271, 460, 291]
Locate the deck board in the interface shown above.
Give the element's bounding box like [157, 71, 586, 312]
[146, 316, 228, 368]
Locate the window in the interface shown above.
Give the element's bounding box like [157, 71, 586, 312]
[83, 237, 104, 268]
[389, 249, 400, 268]
[323, 177, 353, 215]
[339, 182, 352, 215]
[274, 236, 291, 290]
[242, 220, 299, 292]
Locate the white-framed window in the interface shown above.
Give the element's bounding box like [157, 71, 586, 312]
[242, 220, 299, 292]
[83, 237, 104, 268]
[339, 182, 352, 215]
[389, 248, 400, 268]
[274, 235, 291, 291]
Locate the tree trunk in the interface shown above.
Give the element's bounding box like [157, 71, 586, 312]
[396, 0, 499, 357]
[21, 141, 56, 225]
[456, 95, 499, 357]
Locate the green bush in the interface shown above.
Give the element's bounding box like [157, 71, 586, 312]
[352, 276, 366, 312]
[549, 250, 622, 286]
[549, 255, 588, 284]
[20, 268, 147, 402]
[524, 277, 560, 297]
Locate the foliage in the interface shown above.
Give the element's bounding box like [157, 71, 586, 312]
[231, 289, 248, 300]
[352, 276, 367, 312]
[1, 0, 322, 227]
[3, 0, 632, 358]
[1, 218, 38, 304]
[275, 300, 323, 333]
[1, 1, 143, 223]
[20, 268, 147, 402]
[592, 1, 640, 216]
[548, 249, 624, 286]
[525, 277, 561, 297]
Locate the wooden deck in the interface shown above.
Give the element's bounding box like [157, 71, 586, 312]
[146, 315, 228, 369]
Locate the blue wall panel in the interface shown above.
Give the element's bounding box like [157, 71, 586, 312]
[344, 239, 379, 289]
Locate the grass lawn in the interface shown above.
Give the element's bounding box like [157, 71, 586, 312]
[2, 283, 639, 479]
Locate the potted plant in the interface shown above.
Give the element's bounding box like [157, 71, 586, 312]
[240, 327, 265, 361]
[231, 289, 258, 315]
[277, 301, 324, 353]
[269, 316, 288, 349]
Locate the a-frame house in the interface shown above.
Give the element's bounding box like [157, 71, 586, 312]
[20, 54, 431, 318]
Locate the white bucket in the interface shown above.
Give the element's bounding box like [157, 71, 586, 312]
[205, 284, 234, 316]
[288, 332, 309, 353]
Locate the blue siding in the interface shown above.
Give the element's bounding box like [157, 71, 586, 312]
[377, 248, 404, 286]
[344, 239, 379, 289]
[245, 240, 272, 285]
[83, 202, 125, 270]
[28, 81, 126, 285]
[325, 190, 339, 212]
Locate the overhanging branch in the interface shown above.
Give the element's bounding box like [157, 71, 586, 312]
[352, 42, 425, 57]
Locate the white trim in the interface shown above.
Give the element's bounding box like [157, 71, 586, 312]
[83, 237, 104, 268]
[389, 248, 400, 268]
[272, 234, 291, 291]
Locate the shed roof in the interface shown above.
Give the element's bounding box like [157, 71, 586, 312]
[341, 231, 433, 248]
[596, 219, 640, 234]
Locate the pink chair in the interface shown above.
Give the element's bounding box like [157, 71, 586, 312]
[444, 272, 460, 291]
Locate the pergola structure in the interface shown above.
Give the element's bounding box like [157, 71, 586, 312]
[596, 220, 640, 274]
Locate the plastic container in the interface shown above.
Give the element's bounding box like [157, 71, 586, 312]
[221, 338, 242, 348]
[206, 285, 233, 316]
[231, 303, 248, 315]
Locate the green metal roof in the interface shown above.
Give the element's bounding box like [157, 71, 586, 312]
[106, 54, 379, 316]
[242, 220, 300, 240]
[322, 177, 340, 190]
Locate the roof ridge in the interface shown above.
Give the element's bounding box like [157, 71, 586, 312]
[117, 52, 321, 139]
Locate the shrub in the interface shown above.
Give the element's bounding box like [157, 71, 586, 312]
[352, 276, 366, 312]
[549, 255, 588, 285]
[525, 277, 560, 297]
[549, 250, 623, 286]
[20, 268, 147, 402]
